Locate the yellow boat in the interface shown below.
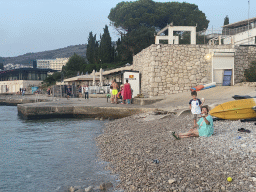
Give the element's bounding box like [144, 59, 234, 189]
[209, 98, 256, 120]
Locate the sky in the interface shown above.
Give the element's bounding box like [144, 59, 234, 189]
[0, 0, 255, 57]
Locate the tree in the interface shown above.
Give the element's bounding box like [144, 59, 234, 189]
[43, 72, 62, 86]
[62, 53, 86, 78]
[86, 32, 99, 64]
[108, 0, 209, 59]
[109, 0, 209, 33]
[99, 25, 113, 63]
[118, 25, 155, 56]
[224, 15, 229, 26]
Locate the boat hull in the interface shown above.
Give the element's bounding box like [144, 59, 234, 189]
[209, 98, 256, 120]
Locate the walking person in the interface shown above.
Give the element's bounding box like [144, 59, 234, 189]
[123, 79, 132, 104]
[84, 85, 89, 100]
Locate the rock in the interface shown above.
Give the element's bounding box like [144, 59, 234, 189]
[69, 186, 75, 192]
[168, 179, 176, 184]
[241, 144, 247, 148]
[221, 185, 226, 191]
[99, 182, 113, 190]
[84, 186, 94, 192]
[251, 177, 256, 182]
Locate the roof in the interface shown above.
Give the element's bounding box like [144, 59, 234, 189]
[223, 17, 256, 28]
[94, 65, 134, 76]
[64, 74, 100, 82]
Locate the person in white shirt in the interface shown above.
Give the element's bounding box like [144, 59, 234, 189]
[84, 85, 89, 99]
[189, 91, 204, 128]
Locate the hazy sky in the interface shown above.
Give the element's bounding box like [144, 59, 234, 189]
[1, 0, 255, 57]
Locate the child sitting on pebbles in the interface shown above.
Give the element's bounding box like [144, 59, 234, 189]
[172, 106, 214, 139]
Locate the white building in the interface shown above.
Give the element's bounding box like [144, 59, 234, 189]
[37, 58, 69, 71]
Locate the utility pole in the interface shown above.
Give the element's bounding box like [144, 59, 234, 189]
[248, 0, 250, 45]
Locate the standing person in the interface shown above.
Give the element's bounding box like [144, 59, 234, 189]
[120, 85, 124, 104]
[84, 85, 89, 100]
[189, 91, 204, 128]
[109, 81, 113, 102]
[123, 79, 132, 104]
[111, 79, 119, 104]
[22, 88, 25, 96]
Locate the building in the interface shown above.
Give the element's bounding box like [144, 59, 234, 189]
[37, 58, 69, 71]
[132, 18, 256, 97]
[208, 17, 256, 45]
[0, 68, 55, 93]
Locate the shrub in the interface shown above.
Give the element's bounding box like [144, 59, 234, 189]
[244, 61, 256, 82]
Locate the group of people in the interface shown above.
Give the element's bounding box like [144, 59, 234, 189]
[110, 79, 132, 104]
[172, 91, 214, 140]
[19, 88, 26, 96]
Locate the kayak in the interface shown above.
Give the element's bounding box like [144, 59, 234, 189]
[209, 98, 256, 120]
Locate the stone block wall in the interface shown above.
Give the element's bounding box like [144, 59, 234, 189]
[234, 45, 256, 83]
[133, 44, 233, 97]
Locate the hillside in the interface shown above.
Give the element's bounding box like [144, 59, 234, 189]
[0, 44, 87, 65]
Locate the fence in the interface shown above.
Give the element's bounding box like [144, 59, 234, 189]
[51, 85, 111, 98]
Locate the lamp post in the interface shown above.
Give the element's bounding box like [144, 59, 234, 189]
[248, 0, 250, 45]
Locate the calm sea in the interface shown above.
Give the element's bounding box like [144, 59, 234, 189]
[0, 106, 118, 192]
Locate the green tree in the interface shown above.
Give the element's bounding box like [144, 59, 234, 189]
[86, 32, 99, 64]
[109, 0, 209, 59]
[109, 0, 209, 32]
[99, 25, 113, 63]
[43, 72, 62, 86]
[62, 53, 86, 78]
[224, 15, 229, 26]
[119, 25, 155, 56]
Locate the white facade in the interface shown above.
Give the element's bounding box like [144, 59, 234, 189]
[37, 58, 69, 71]
[0, 80, 42, 93]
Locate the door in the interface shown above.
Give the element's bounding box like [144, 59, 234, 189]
[223, 70, 232, 86]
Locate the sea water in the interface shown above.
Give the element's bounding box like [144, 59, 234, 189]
[0, 106, 118, 192]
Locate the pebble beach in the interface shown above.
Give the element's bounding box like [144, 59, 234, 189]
[96, 112, 256, 192]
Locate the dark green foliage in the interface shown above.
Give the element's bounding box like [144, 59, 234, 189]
[108, 0, 209, 32]
[43, 72, 62, 86]
[179, 32, 209, 44]
[0, 63, 3, 70]
[121, 25, 155, 55]
[224, 15, 229, 26]
[62, 53, 86, 78]
[86, 32, 98, 64]
[108, 0, 209, 60]
[244, 61, 256, 82]
[99, 25, 113, 63]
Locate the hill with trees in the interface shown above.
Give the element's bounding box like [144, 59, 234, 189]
[0, 44, 87, 65]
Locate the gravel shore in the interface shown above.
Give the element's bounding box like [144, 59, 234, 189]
[96, 112, 256, 192]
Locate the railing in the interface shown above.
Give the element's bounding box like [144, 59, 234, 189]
[222, 24, 256, 36]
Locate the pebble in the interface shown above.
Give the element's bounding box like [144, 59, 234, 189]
[168, 179, 176, 184]
[84, 186, 94, 192]
[96, 113, 256, 191]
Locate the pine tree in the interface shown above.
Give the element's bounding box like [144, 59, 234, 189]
[224, 15, 229, 26]
[99, 25, 113, 63]
[86, 32, 98, 64]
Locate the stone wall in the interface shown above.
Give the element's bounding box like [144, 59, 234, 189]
[234, 45, 256, 83]
[133, 44, 233, 97]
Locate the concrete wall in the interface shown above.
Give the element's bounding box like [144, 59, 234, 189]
[133, 44, 234, 97]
